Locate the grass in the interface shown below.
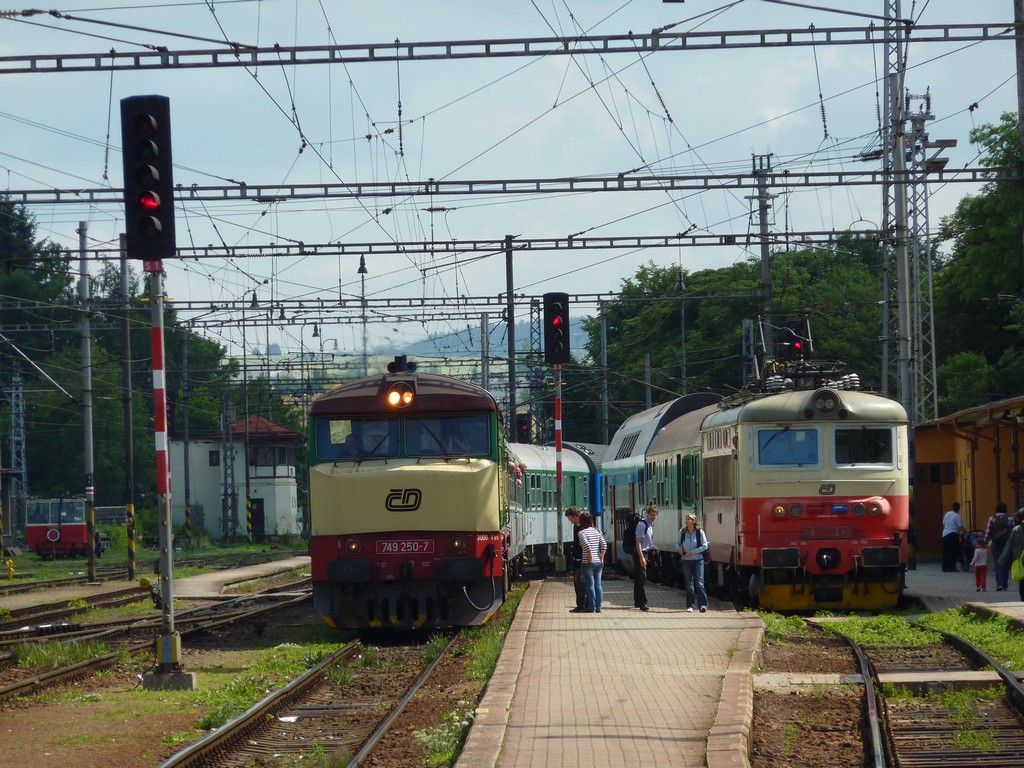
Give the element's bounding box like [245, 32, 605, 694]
[11, 639, 122, 670]
[414, 701, 476, 767]
[951, 728, 999, 751]
[917, 610, 1024, 670]
[820, 614, 941, 646]
[195, 641, 346, 729]
[759, 611, 807, 640]
[882, 684, 1005, 752]
[463, 583, 527, 680]
[779, 723, 799, 758]
[421, 632, 452, 665]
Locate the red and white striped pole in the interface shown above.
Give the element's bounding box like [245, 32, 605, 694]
[146, 260, 181, 673]
[554, 363, 565, 572]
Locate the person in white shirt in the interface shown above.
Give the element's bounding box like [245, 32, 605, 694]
[941, 501, 965, 572]
[633, 503, 658, 611]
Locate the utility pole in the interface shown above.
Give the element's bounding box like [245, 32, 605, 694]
[119, 234, 136, 579]
[554, 363, 565, 573]
[505, 236, 516, 438]
[678, 267, 687, 395]
[241, 307, 251, 542]
[221, 395, 235, 543]
[1016, 0, 1024, 278]
[748, 154, 777, 356]
[182, 330, 192, 546]
[643, 352, 652, 409]
[480, 312, 489, 390]
[600, 302, 609, 446]
[359, 255, 368, 377]
[79, 222, 97, 582]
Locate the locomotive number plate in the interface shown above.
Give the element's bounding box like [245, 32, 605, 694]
[377, 539, 435, 555]
[801, 526, 853, 540]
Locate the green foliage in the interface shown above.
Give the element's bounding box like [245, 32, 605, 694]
[759, 611, 807, 640]
[821, 615, 940, 646]
[413, 701, 476, 767]
[67, 597, 88, 609]
[917, 610, 1024, 670]
[938, 352, 994, 415]
[421, 633, 452, 665]
[464, 583, 526, 680]
[12, 640, 110, 669]
[951, 728, 999, 752]
[195, 641, 345, 729]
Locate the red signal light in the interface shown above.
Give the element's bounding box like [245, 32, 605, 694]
[793, 340, 802, 350]
[552, 316, 562, 327]
[138, 191, 161, 211]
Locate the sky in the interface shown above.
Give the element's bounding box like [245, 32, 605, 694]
[1, 0, 1019, 364]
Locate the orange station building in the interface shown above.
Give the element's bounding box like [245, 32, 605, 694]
[914, 396, 1024, 553]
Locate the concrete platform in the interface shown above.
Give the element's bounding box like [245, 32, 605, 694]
[172, 555, 310, 599]
[876, 670, 1004, 693]
[753, 673, 864, 692]
[962, 600, 1024, 628]
[904, 561, 1024, 612]
[456, 576, 762, 768]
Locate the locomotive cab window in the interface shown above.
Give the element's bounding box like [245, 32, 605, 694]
[756, 427, 820, 467]
[834, 426, 894, 467]
[405, 413, 490, 457]
[315, 417, 399, 460]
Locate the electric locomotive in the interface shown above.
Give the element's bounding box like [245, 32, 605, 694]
[308, 357, 525, 629]
[702, 379, 909, 610]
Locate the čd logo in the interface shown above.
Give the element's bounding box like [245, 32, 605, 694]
[386, 488, 422, 511]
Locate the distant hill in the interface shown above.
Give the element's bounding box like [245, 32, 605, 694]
[379, 318, 589, 359]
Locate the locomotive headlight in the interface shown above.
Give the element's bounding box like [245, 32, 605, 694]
[789, 503, 803, 518]
[449, 536, 466, 552]
[385, 382, 415, 408]
[867, 501, 883, 516]
[852, 502, 866, 517]
[345, 539, 361, 554]
[772, 504, 786, 519]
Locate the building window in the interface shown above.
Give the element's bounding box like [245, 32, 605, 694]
[208, 450, 220, 467]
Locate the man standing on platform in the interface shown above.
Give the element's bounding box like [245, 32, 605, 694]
[985, 502, 1014, 590]
[941, 501, 965, 573]
[634, 503, 658, 611]
[565, 507, 586, 613]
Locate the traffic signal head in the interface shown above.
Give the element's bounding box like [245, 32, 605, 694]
[777, 318, 813, 361]
[120, 95, 176, 260]
[515, 412, 532, 444]
[543, 291, 570, 364]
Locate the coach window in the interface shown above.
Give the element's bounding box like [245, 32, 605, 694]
[756, 427, 820, 467]
[834, 426, 894, 467]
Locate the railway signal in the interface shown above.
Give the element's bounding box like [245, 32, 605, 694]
[778, 318, 813, 361]
[542, 292, 570, 365]
[120, 95, 177, 261]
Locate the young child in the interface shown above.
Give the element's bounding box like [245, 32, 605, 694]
[970, 536, 989, 591]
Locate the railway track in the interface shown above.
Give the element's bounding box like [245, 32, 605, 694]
[159, 633, 458, 768]
[0, 591, 311, 702]
[0, 585, 151, 631]
[830, 620, 1024, 768]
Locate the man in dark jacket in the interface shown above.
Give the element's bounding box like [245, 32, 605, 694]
[998, 510, 1024, 601]
[985, 502, 1014, 590]
[565, 507, 585, 612]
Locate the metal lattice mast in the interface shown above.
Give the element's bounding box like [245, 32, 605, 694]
[906, 89, 949, 423]
[529, 298, 544, 442]
[220, 397, 236, 542]
[8, 372, 27, 531]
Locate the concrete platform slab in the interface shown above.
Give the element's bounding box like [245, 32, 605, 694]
[753, 673, 864, 691]
[877, 670, 1004, 693]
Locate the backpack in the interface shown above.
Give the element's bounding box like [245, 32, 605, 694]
[621, 512, 648, 555]
[680, 526, 711, 563]
[991, 513, 1012, 544]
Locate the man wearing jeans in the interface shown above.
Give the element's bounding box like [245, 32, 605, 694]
[633, 503, 658, 610]
[941, 502, 964, 572]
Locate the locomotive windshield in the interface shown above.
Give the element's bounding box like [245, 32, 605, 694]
[834, 426, 894, 466]
[26, 499, 86, 524]
[314, 413, 490, 460]
[316, 417, 400, 460]
[757, 427, 819, 467]
[406, 414, 490, 457]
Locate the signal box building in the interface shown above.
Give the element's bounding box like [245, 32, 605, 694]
[169, 415, 302, 541]
[914, 395, 1024, 551]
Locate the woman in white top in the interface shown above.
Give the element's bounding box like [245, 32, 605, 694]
[577, 512, 607, 613]
[677, 513, 709, 612]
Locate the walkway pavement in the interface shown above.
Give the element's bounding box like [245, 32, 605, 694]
[457, 576, 762, 768]
[904, 560, 1024, 612]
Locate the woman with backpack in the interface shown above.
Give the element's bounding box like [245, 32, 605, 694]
[677, 513, 709, 613]
[985, 502, 1014, 591]
[998, 510, 1024, 601]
